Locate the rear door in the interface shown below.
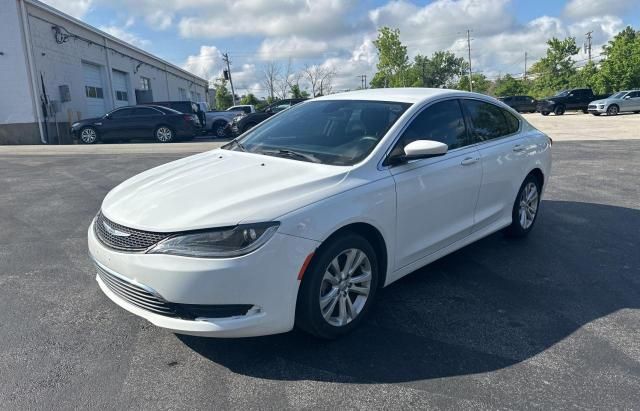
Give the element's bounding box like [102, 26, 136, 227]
[390, 99, 482, 268]
[461, 99, 531, 232]
[130, 107, 164, 138]
[624, 91, 640, 112]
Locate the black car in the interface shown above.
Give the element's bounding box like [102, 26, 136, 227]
[71, 105, 201, 144]
[146, 101, 206, 128]
[231, 98, 307, 135]
[498, 95, 537, 113]
[536, 88, 610, 116]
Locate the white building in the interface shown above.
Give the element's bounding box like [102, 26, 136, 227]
[0, 0, 208, 144]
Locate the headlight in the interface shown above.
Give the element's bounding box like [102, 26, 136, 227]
[147, 223, 279, 258]
[599, 104, 605, 109]
[71, 122, 80, 128]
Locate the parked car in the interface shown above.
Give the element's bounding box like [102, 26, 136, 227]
[536, 88, 609, 115]
[587, 90, 640, 116]
[227, 105, 256, 114]
[498, 95, 537, 113]
[72, 105, 201, 144]
[89, 88, 551, 338]
[232, 98, 307, 135]
[147, 101, 206, 128]
[204, 110, 242, 138]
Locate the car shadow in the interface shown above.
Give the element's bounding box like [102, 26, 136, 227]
[178, 200, 640, 383]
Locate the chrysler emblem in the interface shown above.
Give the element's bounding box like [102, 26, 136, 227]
[103, 221, 131, 237]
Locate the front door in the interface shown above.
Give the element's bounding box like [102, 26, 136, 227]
[100, 107, 136, 140]
[390, 99, 482, 269]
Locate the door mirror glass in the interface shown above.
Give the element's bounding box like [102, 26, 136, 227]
[624, 95, 631, 100]
[403, 140, 448, 159]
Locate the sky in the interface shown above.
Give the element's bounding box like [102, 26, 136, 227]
[41, 0, 640, 97]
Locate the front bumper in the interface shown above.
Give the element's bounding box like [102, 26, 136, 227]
[587, 105, 606, 114]
[88, 221, 319, 337]
[536, 102, 554, 112]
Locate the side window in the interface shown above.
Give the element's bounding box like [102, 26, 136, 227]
[110, 108, 134, 118]
[133, 107, 160, 116]
[392, 99, 468, 157]
[630, 91, 640, 98]
[462, 99, 517, 142]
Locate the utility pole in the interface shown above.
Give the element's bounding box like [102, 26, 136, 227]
[356, 74, 368, 89]
[222, 52, 237, 105]
[585, 31, 593, 62]
[524, 51, 528, 81]
[466, 29, 473, 92]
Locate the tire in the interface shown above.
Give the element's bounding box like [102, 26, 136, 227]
[242, 122, 257, 133]
[541, 111, 550, 116]
[607, 105, 619, 116]
[582, 109, 589, 114]
[154, 125, 174, 143]
[79, 126, 98, 144]
[211, 120, 228, 138]
[296, 233, 379, 339]
[592, 113, 601, 116]
[634, 111, 640, 114]
[554, 105, 565, 115]
[504, 174, 542, 238]
[529, 110, 536, 113]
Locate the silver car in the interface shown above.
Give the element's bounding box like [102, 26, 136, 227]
[588, 90, 640, 116]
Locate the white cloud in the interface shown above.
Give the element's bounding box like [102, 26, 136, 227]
[145, 10, 173, 30]
[41, 0, 94, 18]
[257, 37, 329, 60]
[182, 45, 224, 80]
[98, 25, 151, 49]
[564, 0, 636, 21]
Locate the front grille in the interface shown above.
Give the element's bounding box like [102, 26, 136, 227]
[94, 212, 171, 251]
[97, 265, 254, 320]
[588, 105, 597, 109]
[97, 266, 177, 317]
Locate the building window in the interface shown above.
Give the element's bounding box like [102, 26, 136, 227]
[85, 86, 104, 99]
[195, 92, 202, 102]
[140, 77, 151, 91]
[179, 87, 187, 100]
[116, 91, 128, 101]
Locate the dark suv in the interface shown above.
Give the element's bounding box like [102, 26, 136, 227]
[498, 95, 537, 113]
[536, 88, 610, 116]
[231, 98, 307, 135]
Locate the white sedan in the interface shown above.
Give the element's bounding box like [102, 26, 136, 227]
[89, 88, 552, 339]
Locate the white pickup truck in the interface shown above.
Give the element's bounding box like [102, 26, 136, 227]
[195, 103, 256, 137]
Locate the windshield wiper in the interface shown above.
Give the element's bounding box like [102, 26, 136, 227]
[260, 149, 321, 163]
[225, 139, 246, 152]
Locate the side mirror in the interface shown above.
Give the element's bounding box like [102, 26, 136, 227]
[569, 93, 574, 97]
[624, 95, 631, 100]
[404, 140, 448, 159]
[265, 107, 273, 113]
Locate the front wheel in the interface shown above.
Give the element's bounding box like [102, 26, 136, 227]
[607, 105, 619, 116]
[554, 105, 565, 115]
[504, 174, 541, 238]
[541, 111, 550, 116]
[296, 233, 379, 339]
[211, 120, 228, 138]
[592, 113, 601, 116]
[79, 127, 98, 144]
[154, 126, 174, 143]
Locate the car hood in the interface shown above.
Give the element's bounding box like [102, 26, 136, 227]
[72, 117, 102, 127]
[101, 149, 351, 232]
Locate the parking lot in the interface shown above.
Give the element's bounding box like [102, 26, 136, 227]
[1, 116, 639, 409]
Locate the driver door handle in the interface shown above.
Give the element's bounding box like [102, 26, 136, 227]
[513, 144, 526, 152]
[461, 157, 479, 166]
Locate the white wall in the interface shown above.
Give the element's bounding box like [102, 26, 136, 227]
[0, 0, 36, 124]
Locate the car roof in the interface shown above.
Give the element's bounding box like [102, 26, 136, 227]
[312, 88, 475, 104]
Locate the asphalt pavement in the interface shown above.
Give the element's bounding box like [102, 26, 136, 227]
[0, 140, 639, 409]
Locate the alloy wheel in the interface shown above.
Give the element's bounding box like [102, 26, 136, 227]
[80, 128, 97, 144]
[518, 182, 539, 229]
[607, 105, 619, 116]
[319, 248, 371, 327]
[156, 127, 173, 142]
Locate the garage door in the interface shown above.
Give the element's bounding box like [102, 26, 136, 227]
[83, 62, 106, 118]
[112, 70, 129, 108]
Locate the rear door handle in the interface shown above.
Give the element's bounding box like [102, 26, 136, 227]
[461, 157, 479, 166]
[513, 144, 526, 152]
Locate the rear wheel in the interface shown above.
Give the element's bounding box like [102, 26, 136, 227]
[582, 109, 589, 114]
[554, 105, 565, 115]
[211, 120, 228, 138]
[79, 127, 98, 144]
[504, 174, 541, 238]
[607, 105, 619, 116]
[154, 126, 174, 143]
[592, 113, 601, 116]
[296, 233, 379, 339]
[541, 111, 550, 116]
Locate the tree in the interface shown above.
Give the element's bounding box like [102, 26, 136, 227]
[494, 74, 529, 96]
[276, 58, 294, 99]
[410, 51, 468, 88]
[303, 64, 336, 97]
[371, 27, 409, 87]
[596, 26, 640, 92]
[261, 61, 282, 100]
[529, 37, 580, 97]
[240, 93, 259, 105]
[290, 84, 309, 99]
[214, 79, 233, 110]
[456, 73, 492, 94]
[573, 61, 600, 91]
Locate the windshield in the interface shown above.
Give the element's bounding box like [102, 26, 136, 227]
[223, 100, 411, 166]
[554, 90, 569, 97]
[609, 92, 626, 99]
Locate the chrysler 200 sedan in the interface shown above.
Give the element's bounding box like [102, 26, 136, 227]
[88, 88, 552, 339]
